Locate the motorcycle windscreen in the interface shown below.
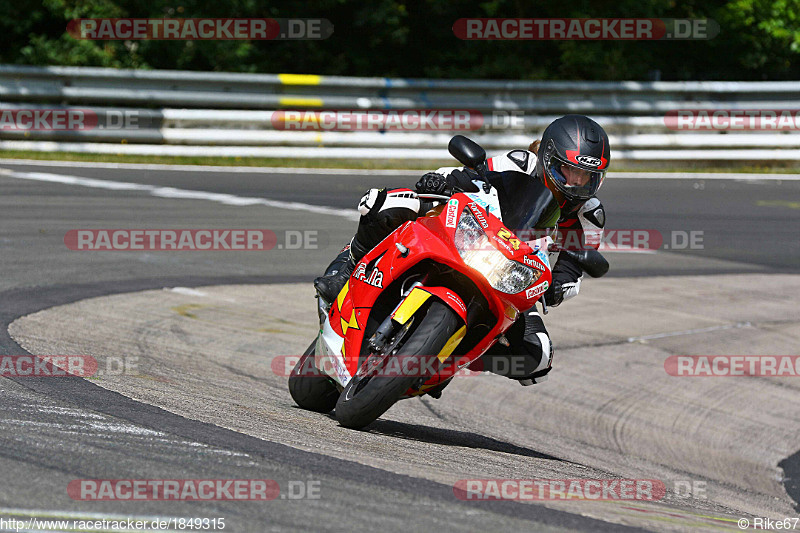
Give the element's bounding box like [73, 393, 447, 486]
[486, 170, 560, 232]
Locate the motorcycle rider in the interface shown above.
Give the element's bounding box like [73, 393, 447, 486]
[314, 114, 610, 386]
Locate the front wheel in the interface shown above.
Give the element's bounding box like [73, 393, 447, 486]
[288, 340, 339, 413]
[335, 300, 461, 429]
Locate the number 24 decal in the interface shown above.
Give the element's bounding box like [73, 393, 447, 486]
[497, 228, 521, 250]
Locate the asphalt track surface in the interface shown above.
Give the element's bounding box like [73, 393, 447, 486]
[0, 159, 799, 532]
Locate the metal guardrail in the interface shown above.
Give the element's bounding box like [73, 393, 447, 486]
[1, 64, 799, 161]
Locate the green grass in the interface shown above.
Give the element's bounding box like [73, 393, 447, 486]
[0, 149, 798, 173]
[0, 150, 451, 170]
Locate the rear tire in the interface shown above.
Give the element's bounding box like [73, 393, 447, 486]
[335, 300, 460, 429]
[288, 340, 339, 413]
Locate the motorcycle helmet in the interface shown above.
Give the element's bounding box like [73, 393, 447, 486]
[534, 115, 610, 210]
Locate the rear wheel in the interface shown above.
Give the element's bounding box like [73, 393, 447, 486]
[335, 300, 461, 429]
[288, 340, 339, 413]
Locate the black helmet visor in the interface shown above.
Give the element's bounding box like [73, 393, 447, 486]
[547, 154, 605, 200]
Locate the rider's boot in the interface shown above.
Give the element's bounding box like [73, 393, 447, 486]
[315, 187, 421, 303]
[314, 236, 369, 303]
[314, 249, 355, 302]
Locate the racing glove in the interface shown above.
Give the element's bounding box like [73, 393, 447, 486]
[415, 170, 479, 196]
[446, 168, 480, 193]
[544, 253, 583, 307]
[415, 172, 451, 196]
[544, 280, 565, 307]
[544, 277, 585, 307]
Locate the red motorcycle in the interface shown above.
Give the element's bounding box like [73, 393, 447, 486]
[289, 136, 608, 429]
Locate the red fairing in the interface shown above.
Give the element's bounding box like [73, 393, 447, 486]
[421, 286, 468, 323]
[331, 192, 552, 382]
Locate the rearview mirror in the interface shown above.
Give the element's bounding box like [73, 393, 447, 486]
[559, 249, 609, 278]
[448, 135, 486, 170]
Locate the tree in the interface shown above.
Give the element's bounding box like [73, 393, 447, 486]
[0, 0, 796, 80]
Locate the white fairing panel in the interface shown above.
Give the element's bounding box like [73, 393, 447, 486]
[318, 313, 352, 386]
[464, 180, 503, 220]
[528, 236, 553, 270]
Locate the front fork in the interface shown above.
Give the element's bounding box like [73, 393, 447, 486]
[360, 281, 469, 391]
[367, 281, 425, 355]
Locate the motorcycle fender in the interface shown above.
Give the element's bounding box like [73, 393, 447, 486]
[391, 286, 468, 362]
[392, 286, 468, 325]
[421, 286, 468, 325]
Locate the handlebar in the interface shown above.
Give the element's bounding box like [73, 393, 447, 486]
[416, 193, 452, 202]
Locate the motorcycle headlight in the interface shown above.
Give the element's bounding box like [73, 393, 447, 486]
[454, 208, 540, 294]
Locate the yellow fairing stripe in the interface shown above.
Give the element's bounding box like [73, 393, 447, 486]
[438, 325, 467, 363]
[392, 288, 431, 325]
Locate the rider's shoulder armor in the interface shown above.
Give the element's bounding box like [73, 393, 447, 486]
[436, 150, 537, 177]
[561, 197, 605, 250]
[487, 150, 538, 175]
[560, 197, 604, 225]
[577, 197, 605, 231]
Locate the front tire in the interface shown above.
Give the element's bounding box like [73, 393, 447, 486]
[335, 300, 461, 429]
[288, 340, 339, 413]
